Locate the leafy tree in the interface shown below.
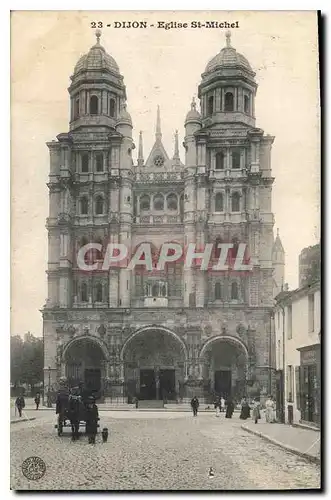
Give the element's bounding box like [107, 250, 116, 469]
[10, 332, 43, 389]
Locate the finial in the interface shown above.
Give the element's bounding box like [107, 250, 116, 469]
[95, 29, 102, 45]
[138, 131, 144, 166]
[277, 227, 279, 237]
[191, 96, 196, 110]
[225, 30, 231, 48]
[173, 130, 180, 161]
[156, 105, 162, 141]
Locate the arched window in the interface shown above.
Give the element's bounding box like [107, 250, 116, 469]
[215, 193, 224, 212]
[224, 92, 234, 112]
[161, 284, 167, 297]
[244, 95, 250, 114]
[109, 98, 115, 117]
[80, 196, 88, 215]
[74, 96, 80, 120]
[152, 283, 158, 297]
[232, 150, 241, 169]
[215, 282, 223, 300]
[231, 192, 240, 212]
[81, 154, 89, 173]
[140, 194, 150, 211]
[81, 282, 88, 302]
[214, 237, 223, 259]
[95, 196, 104, 215]
[208, 95, 214, 116]
[96, 153, 103, 172]
[180, 194, 184, 221]
[90, 95, 99, 115]
[154, 194, 164, 211]
[215, 151, 225, 170]
[167, 193, 178, 211]
[231, 237, 239, 261]
[95, 283, 103, 302]
[231, 281, 239, 300]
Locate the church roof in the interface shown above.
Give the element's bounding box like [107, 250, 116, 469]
[73, 30, 120, 75]
[205, 31, 253, 74]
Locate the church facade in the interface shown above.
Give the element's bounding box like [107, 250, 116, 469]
[43, 30, 284, 402]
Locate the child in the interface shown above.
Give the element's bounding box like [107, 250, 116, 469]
[85, 396, 99, 444]
[252, 398, 261, 424]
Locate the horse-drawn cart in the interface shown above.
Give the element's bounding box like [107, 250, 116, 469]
[55, 389, 99, 437]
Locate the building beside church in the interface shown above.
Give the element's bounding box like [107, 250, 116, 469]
[275, 244, 320, 426]
[43, 30, 283, 403]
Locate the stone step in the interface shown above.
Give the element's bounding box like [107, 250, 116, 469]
[137, 400, 164, 409]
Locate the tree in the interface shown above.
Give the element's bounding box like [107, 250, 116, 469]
[10, 333, 43, 389]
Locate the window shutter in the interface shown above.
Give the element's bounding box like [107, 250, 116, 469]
[295, 365, 301, 410]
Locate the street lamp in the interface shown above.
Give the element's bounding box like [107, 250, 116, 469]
[47, 366, 52, 407]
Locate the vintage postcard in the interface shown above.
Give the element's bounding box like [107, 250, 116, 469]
[10, 10, 321, 491]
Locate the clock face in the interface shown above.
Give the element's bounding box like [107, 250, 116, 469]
[154, 155, 165, 167]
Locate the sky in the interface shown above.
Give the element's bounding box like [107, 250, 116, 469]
[11, 10, 320, 337]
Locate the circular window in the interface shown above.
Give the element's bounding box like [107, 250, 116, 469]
[154, 155, 164, 167]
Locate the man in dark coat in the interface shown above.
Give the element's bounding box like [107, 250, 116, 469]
[68, 388, 82, 441]
[190, 396, 199, 417]
[15, 395, 25, 417]
[85, 396, 99, 444]
[225, 397, 235, 418]
[34, 393, 40, 410]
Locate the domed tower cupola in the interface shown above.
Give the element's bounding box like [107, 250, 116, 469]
[185, 97, 202, 131]
[68, 29, 127, 131]
[198, 31, 257, 128]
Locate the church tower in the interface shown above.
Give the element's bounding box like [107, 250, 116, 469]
[43, 30, 134, 390]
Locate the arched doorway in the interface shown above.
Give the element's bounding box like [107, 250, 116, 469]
[200, 336, 248, 400]
[122, 327, 187, 401]
[63, 336, 107, 395]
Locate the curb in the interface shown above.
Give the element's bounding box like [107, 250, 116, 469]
[11, 417, 36, 424]
[241, 425, 320, 465]
[292, 422, 320, 433]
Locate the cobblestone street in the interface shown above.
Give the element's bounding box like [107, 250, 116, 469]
[11, 411, 320, 491]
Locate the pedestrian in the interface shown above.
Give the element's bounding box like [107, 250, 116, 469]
[239, 397, 251, 420]
[214, 396, 221, 417]
[69, 389, 82, 441]
[225, 397, 234, 419]
[190, 396, 199, 417]
[34, 392, 40, 410]
[265, 395, 275, 423]
[85, 396, 99, 444]
[220, 395, 225, 413]
[15, 395, 25, 418]
[252, 398, 261, 424]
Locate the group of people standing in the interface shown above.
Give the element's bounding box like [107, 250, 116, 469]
[190, 394, 277, 423]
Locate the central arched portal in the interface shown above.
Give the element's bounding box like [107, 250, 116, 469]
[123, 328, 187, 401]
[200, 337, 248, 400]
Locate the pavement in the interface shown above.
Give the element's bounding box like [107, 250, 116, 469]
[10, 410, 320, 491]
[241, 421, 320, 464]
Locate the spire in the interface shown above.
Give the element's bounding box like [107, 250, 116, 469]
[173, 130, 180, 161]
[138, 131, 144, 166]
[191, 96, 196, 111]
[95, 29, 102, 45]
[225, 30, 231, 48]
[156, 105, 162, 141]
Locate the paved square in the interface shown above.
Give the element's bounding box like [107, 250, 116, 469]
[11, 411, 320, 490]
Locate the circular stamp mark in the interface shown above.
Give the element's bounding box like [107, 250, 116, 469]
[21, 456, 46, 481]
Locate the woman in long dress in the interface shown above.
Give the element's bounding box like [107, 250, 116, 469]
[265, 396, 275, 423]
[239, 397, 251, 420]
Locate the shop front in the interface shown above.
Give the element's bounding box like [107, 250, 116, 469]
[297, 343, 320, 426]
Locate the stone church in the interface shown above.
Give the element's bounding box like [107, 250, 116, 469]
[43, 30, 284, 403]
